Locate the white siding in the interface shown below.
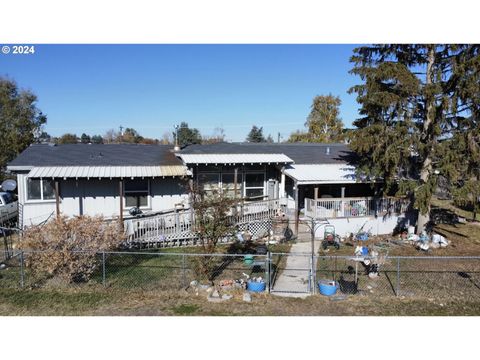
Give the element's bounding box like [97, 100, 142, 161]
[18, 175, 190, 226]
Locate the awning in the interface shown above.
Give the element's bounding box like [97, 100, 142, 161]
[178, 153, 293, 164]
[27, 166, 191, 179]
[283, 164, 357, 184]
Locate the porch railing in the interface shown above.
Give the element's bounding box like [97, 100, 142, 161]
[304, 196, 409, 219]
[124, 198, 286, 246]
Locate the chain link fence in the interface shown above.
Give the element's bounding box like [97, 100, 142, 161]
[1, 250, 480, 301]
[0, 250, 269, 292]
[315, 255, 480, 300]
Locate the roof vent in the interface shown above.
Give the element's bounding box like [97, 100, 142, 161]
[325, 146, 331, 155]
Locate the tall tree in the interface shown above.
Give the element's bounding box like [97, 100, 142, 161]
[246, 125, 266, 143]
[175, 122, 202, 147]
[57, 133, 78, 144]
[349, 45, 480, 233]
[80, 133, 91, 144]
[202, 127, 226, 144]
[121, 128, 144, 143]
[288, 94, 344, 143]
[103, 129, 120, 143]
[91, 135, 104, 144]
[0, 77, 47, 179]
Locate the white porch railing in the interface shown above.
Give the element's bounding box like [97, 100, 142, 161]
[304, 197, 409, 219]
[124, 198, 286, 246]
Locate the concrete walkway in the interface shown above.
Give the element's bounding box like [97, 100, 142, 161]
[271, 236, 321, 298]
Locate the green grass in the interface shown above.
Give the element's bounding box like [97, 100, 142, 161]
[171, 303, 200, 315]
[0, 287, 113, 315]
[431, 198, 480, 221]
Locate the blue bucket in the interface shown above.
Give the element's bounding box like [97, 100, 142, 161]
[318, 280, 338, 296]
[247, 280, 266, 292]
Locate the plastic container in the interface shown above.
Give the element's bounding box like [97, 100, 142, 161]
[318, 280, 338, 296]
[356, 232, 369, 241]
[247, 280, 266, 292]
[243, 255, 254, 265]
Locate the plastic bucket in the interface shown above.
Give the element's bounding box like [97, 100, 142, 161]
[318, 280, 338, 296]
[247, 280, 266, 292]
[243, 255, 254, 265]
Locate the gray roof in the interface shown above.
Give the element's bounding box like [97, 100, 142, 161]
[179, 142, 354, 165]
[8, 144, 183, 168]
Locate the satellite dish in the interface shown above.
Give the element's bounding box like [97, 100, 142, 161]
[1, 179, 17, 192]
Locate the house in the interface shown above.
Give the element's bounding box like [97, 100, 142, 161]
[178, 142, 410, 237]
[7, 143, 191, 227]
[7, 141, 410, 239]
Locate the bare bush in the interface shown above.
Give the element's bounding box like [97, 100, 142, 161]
[19, 216, 124, 284]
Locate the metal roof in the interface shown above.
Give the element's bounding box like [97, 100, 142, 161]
[180, 142, 355, 165]
[177, 153, 293, 164]
[27, 166, 190, 179]
[283, 164, 357, 184]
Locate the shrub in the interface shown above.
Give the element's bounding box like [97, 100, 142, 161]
[19, 216, 124, 284]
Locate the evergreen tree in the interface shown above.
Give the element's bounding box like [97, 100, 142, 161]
[349, 45, 480, 233]
[80, 133, 91, 144]
[91, 135, 104, 144]
[175, 122, 202, 147]
[246, 125, 266, 142]
[289, 94, 344, 143]
[0, 77, 47, 179]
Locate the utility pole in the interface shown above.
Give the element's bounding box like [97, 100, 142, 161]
[277, 132, 281, 143]
[174, 124, 180, 151]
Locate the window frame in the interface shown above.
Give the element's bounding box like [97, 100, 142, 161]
[123, 178, 151, 210]
[244, 171, 266, 199]
[24, 177, 57, 203]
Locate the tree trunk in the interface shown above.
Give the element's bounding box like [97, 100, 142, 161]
[416, 45, 436, 235]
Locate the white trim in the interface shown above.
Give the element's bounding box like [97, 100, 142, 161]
[123, 178, 151, 210]
[24, 177, 58, 203]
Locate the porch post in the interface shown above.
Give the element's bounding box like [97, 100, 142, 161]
[279, 169, 286, 198]
[294, 181, 299, 235]
[54, 180, 60, 218]
[314, 187, 319, 200]
[340, 186, 345, 217]
[234, 167, 238, 199]
[119, 179, 124, 223]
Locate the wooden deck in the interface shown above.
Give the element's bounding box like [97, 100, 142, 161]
[123, 198, 286, 248]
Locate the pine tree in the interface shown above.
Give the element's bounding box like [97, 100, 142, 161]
[349, 45, 480, 233]
[80, 133, 91, 144]
[246, 125, 266, 143]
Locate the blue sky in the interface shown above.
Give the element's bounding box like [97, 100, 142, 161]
[0, 44, 361, 141]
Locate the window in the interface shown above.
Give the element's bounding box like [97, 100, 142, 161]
[198, 173, 220, 196]
[124, 179, 149, 208]
[221, 173, 242, 198]
[245, 173, 265, 199]
[26, 178, 55, 201]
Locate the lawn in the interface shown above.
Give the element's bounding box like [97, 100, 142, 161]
[1, 286, 479, 316]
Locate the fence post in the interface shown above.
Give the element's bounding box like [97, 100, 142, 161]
[182, 254, 186, 288]
[19, 251, 25, 288]
[265, 252, 270, 293]
[396, 257, 400, 296]
[102, 251, 106, 288]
